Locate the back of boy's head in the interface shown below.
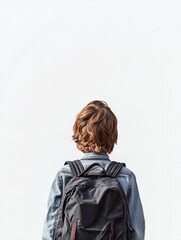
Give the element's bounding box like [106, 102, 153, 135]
[72, 100, 118, 154]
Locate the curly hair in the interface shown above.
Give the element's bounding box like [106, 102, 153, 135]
[72, 100, 118, 154]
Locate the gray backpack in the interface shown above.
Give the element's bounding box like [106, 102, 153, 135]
[55, 160, 133, 240]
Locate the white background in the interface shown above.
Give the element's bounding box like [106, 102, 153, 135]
[0, 0, 181, 239]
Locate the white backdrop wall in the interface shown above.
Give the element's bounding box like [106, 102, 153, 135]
[1, 0, 181, 239]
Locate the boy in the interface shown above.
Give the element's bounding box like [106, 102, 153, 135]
[42, 100, 145, 240]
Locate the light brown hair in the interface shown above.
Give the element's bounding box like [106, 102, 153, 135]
[72, 100, 118, 153]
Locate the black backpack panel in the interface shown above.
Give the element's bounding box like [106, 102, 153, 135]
[55, 160, 133, 240]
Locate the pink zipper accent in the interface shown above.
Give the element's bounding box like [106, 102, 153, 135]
[70, 220, 77, 240]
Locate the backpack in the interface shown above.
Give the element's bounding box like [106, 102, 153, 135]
[55, 160, 133, 240]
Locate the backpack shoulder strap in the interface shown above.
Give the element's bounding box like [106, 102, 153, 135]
[64, 160, 85, 177]
[106, 161, 126, 177]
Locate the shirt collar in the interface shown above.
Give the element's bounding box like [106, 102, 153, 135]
[80, 152, 110, 161]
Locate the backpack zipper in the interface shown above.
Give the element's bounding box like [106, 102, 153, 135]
[109, 221, 115, 240]
[70, 219, 77, 240]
